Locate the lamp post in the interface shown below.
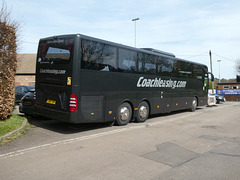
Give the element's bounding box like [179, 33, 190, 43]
[217, 60, 221, 83]
[132, 18, 139, 47]
[209, 50, 214, 93]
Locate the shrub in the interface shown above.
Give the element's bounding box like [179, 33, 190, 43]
[0, 2, 18, 120]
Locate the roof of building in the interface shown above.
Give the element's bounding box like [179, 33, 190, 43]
[217, 83, 240, 85]
[16, 54, 36, 74]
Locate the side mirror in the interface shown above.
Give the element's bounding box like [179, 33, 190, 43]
[211, 74, 214, 82]
[208, 72, 214, 82]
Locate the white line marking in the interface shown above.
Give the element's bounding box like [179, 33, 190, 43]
[0, 103, 237, 159]
[0, 126, 145, 159]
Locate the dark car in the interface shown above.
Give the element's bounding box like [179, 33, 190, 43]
[19, 89, 35, 116]
[215, 94, 226, 104]
[15, 86, 35, 103]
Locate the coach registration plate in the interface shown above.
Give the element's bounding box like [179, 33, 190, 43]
[46, 99, 56, 105]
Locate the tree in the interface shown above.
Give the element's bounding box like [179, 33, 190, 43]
[208, 80, 216, 89]
[236, 59, 240, 75]
[0, 2, 19, 120]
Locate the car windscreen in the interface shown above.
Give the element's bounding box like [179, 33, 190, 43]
[27, 86, 35, 91]
[38, 37, 74, 64]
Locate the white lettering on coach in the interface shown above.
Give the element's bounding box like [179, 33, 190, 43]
[137, 76, 187, 89]
[39, 68, 66, 75]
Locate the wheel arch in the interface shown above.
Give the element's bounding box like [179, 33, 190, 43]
[194, 96, 199, 106]
[140, 98, 151, 115]
[120, 99, 134, 120]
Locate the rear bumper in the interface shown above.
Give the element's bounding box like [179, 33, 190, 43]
[35, 105, 74, 122]
[19, 103, 35, 115]
[34, 105, 105, 124]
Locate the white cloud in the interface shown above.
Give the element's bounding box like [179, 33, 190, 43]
[6, 0, 240, 78]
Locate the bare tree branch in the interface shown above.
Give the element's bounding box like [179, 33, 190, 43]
[236, 59, 240, 75]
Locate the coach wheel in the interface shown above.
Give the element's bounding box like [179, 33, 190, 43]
[190, 97, 197, 112]
[115, 102, 132, 126]
[136, 101, 149, 123]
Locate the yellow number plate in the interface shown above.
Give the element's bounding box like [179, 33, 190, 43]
[46, 99, 56, 105]
[24, 100, 32, 104]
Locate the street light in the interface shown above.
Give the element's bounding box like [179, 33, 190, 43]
[132, 18, 139, 47]
[217, 60, 221, 83]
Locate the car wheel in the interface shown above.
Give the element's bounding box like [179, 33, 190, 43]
[136, 101, 149, 123]
[115, 102, 132, 126]
[190, 97, 197, 112]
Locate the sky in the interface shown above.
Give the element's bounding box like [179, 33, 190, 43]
[5, 0, 240, 79]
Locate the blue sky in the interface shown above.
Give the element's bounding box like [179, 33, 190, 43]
[6, 0, 240, 79]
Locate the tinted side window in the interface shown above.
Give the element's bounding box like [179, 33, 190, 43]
[81, 39, 117, 72]
[15, 86, 27, 93]
[138, 52, 145, 73]
[118, 49, 137, 73]
[22, 87, 28, 93]
[178, 61, 193, 78]
[193, 64, 204, 81]
[157, 57, 174, 76]
[15, 86, 21, 93]
[145, 54, 156, 74]
[138, 53, 156, 75]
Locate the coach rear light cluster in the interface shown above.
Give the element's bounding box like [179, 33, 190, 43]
[34, 91, 36, 104]
[69, 94, 78, 112]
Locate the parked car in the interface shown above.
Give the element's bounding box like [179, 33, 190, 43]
[19, 89, 35, 116]
[15, 86, 35, 103]
[208, 93, 216, 106]
[215, 94, 226, 104]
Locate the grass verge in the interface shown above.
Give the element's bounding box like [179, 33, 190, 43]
[0, 114, 25, 137]
[0, 114, 29, 145]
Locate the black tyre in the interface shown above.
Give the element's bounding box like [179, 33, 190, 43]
[136, 101, 149, 123]
[115, 102, 132, 126]
[190, 97, 197, 112]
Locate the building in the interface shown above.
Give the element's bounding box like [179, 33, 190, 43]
[216, 76, 240, 101]
[217, 83, 239, 90]
[15, 54, 36, 86]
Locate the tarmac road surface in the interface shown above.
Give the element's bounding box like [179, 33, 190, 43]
[0, 102, 240, 180]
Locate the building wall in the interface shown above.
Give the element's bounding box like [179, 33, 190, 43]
[217, 83, 240, 101]
[15, 54, 36, 86]
[15, 75, 35, 86]
[217, 84, 240, 89]
[223, 95, 240, 101]
[16, 54, 36, 74]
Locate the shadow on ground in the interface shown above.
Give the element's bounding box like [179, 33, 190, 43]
[27, 116, 114, 134]
[26, 107, 203, 134]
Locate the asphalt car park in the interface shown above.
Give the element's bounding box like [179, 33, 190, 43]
[1, 102, 240, 179]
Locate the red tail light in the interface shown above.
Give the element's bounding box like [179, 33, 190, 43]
[69, 94, 78, 112]
[34, 91, 36, 104]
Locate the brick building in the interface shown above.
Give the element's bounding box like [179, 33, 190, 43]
[15, 54, 36, 86]
[217, 83, 240, 90]
[216, 76, 240, 101]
